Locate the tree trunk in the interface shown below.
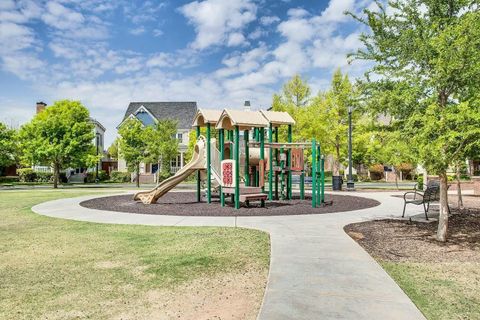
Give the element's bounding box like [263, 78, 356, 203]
[456, 164, 464, 210]
[436, 172, 449, 242]
[136, 166, 140, 188]
[53, 163, 59, 189]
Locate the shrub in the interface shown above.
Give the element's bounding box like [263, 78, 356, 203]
[35, 172, 54, 183]
[417, 175, 424, 190]
[110, 171, 131, 183]
[17, 168, 36, 182]
[98, 170, 109, 181]
[0, 176, 19, 183]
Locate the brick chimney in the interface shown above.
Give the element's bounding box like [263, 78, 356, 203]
[36, 101, 47, 114]
[243, 100, 251, 111]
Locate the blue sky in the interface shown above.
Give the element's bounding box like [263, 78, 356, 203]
[0, 0, 375, 146]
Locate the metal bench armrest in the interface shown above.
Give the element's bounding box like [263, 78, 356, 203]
[404, 191, 423, 201]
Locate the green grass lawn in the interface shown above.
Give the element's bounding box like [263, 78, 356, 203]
[381, 262, 480, 320]
[0, 190, 270, 319]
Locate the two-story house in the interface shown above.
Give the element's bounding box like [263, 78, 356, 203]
[117, 102, 197, 183]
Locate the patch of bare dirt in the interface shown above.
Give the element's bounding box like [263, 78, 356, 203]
[112, 266, 267, 320]
[344, 209, 480, 263]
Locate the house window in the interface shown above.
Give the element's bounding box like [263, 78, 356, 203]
[177, 133, 183, 142]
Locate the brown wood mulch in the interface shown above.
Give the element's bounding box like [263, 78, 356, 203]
[80, 191, 380, 217]
[344, 205, 480, 263]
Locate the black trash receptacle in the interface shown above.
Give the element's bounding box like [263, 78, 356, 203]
[332, 176, 343, 191]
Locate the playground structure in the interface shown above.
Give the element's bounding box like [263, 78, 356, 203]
[134, 108, 326, 209]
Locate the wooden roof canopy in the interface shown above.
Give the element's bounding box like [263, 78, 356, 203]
[191, 109, 223, 127]
[215, 109, 269, 130]
[259, 110, 295, 127]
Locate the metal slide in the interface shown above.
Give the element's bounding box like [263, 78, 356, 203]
[133, 136, 207, 204]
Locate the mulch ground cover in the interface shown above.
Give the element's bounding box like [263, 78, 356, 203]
[80, 191, 380, 217]
[344, 207, 480, 263]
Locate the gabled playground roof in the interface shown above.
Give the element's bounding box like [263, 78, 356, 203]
[191, 109, 223, 127]
[260, 110, 296, 127]
[216, 109, 269, 130]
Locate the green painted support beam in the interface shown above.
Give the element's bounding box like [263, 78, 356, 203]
[311, 139, 317, 208]
[260, 128, 265, 193]
[317, 145, 321, 206]
[274, 127, 279, 200]
[219, 129, 225, 207]
[287, 124, 293, 200]
[234, 126, 240, 209]
[268, 124, 273, 200]
[321, 155, 325, 203]
[300, 170, 305, 200]
[206, 123, 211, 203]
[196, 126, 201, 202]
[244, 129, 249, 186]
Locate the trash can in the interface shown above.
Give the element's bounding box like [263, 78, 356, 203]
[332, 176, 343, 191]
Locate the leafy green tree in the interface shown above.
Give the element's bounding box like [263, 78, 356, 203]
[349, 0, 480, 241]
[0, 122, 18, 171]
[107, 138, 119, 160]
[271, 74, 312, 141]
[118, 118, 148, 188]
[19, 100, 96, 188]
[300, 70, 357, 176]
[144, 120, 179, 181]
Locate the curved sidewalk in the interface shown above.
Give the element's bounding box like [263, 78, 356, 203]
[32, 192, 425, 320]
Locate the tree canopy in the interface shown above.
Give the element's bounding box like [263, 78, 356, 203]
[0, 122, 18, 170]
[349, 0, 480, 241]
[19, 100, 96, 188]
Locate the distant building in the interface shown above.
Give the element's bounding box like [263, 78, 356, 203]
[117, 102, 197, 183]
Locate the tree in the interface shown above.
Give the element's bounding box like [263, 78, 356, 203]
[349, 0, 480, 241]
[301, 69, 357, 176]
[118, 118, 148, 188]
[107, 138, 119, 160]
[144, 120, 179, 181]
[19, 100, 96, 188]
[271, 74, 312, 141]
[0, 122, 18, 171]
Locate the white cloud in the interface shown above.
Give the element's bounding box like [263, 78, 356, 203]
[319, 0, 355, 23]
[42, 1, 85, 30]
[287, 8, 309, 18]
[259, 15, 280, 25]
[153, 28, 164, 37]
[180, 0, 257, 50]
[227, 32, 246, 47]
[129, 26, 146, 35]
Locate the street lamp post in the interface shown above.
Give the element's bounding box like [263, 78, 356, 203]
[347, 106, 355, 191]
[95, 133, 100, 183]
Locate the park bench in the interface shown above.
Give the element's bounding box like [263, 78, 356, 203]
[402, 181, 450, 220]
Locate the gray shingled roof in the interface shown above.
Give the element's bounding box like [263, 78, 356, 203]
[122, 102, 197, 129]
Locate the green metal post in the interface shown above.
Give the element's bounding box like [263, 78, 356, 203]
[196, 126, 201, 202]
[300, 170, 305, 200]
[206, 123, 211, 203]
[219, 129, 225, 207]
[260, 128, 265, 193]
[244, 130, 249, 186]
[280, 147, 285, 200]
[321, 155, 325, 203]
[234, 126, 240, 209]
[268, 124, 273, 200]
[274, 127, 278, 200]
[287, 124, 292, 200]
[317, 145, 321, 206]
[312, 139, 317, 208]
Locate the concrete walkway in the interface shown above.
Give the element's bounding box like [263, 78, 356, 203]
[32, 191, 425, 320]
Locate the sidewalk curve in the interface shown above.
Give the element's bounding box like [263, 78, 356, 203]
[32, 191, 425, 320]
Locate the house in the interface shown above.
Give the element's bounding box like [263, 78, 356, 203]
[117, 102, 197, 183]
